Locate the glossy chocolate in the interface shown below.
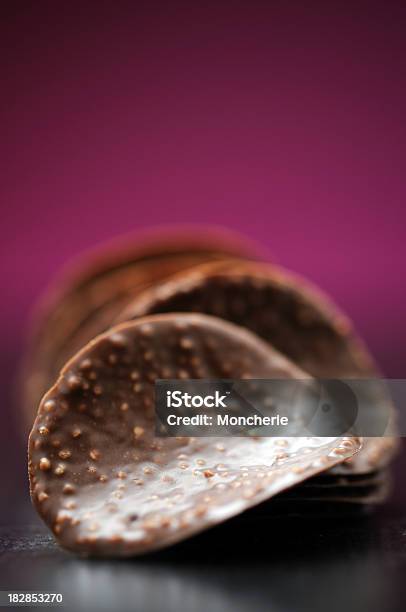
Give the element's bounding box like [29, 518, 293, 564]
[28, 314, 361, 557]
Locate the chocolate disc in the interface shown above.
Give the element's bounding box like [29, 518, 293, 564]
[22, 228, 260, 430]
[116, 260, 398, 474]
[117, 260, 375, 377]
[28, 314, 360, 557]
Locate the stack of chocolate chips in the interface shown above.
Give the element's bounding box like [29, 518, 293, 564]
[25, 227, 398, 556]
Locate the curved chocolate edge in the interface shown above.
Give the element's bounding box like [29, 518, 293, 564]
[28, 313, 361, 557]
[22, 227, 260, 431]
[117, 259, 376, 377]
[116, 260, 399, 474]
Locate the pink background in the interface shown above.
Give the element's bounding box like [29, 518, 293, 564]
[1, 1, 405, 452]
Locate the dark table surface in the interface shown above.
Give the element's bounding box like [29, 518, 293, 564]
[1, 442, 406, 612]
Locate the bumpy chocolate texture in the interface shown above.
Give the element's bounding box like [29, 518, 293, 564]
[117, 260, 398, 474]
[22, 227, 259, 430]
[28, 314, 361, 557]
[118, 260, 374, 376]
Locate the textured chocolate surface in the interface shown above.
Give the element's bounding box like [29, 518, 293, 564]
[329, 436, 398, 474]
[28, 314, 361, 557]
[22, 228, 258, 430]
[118, 260, 375, 377]
[117, 260, 398, 474]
